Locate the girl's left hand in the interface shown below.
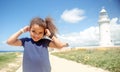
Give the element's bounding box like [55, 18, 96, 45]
[45, 29, 51, 37]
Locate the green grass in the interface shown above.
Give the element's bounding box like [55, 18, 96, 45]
[0, 52, 17, 69]
[51, 48, 120, 72]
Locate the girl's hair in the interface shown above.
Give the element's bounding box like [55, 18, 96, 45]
[30, 16, 58, 36]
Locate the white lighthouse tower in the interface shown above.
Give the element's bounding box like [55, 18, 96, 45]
[98, 7, 114, 46]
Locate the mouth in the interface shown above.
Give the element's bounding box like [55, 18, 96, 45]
[32, 37, 40, 41]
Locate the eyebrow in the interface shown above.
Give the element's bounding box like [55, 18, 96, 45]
[31, 29, 44, 33]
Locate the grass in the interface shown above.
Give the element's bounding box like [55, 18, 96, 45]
[0, 52, 22, 72]
[51, 47, 120, 72]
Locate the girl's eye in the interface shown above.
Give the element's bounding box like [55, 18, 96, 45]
[32, 30, 35, 33]
[39, 32, 43, 34]
[31, 30, 43, 35]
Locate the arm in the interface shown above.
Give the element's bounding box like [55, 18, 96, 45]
[45, 29, 69, 49]
[49, 36, 69, 49]
[7, 26, 29, 46]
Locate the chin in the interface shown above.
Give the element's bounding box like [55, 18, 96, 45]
[31, 36, 42, 42]
[32, 38, 41, 42]
[33, 39, 39, 42]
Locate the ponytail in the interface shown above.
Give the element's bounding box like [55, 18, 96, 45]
[45, 17, 58, 37]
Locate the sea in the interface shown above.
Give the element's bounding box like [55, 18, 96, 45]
[0, 50, 23, 53]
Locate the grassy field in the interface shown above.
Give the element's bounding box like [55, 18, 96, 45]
[0, 52, 22, 72]
[51, 47, 120, 72]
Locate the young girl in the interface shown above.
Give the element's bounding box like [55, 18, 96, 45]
[7, 17, 68, 72]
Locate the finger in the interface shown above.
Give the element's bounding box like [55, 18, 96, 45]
[45, 29, 51, 36]
[24, 26, 30, 32]
[27, 26, 30, 31]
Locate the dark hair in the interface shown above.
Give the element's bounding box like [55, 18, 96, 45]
[30, 16, 58, 36]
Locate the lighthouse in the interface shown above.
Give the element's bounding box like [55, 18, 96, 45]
[98, 7, 114, 46]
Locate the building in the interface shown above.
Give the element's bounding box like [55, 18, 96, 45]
[98, 7, 114, 46]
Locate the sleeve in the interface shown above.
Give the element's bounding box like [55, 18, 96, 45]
[20, 37, 28, 46]
[43, 39, 51, 47]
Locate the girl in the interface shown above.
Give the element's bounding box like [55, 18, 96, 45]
[7, 17, 68, 72]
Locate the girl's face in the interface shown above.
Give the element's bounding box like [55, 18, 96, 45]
[30, 24, 45, 42]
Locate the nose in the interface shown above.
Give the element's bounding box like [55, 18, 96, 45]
[34, 34, 39, 38]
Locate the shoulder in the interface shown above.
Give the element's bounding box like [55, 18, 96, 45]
[40, 38, 51, 43]
[41, 38, 51, 41]
[20, 37, 32, 46]
[40, 38, 51, 46]
[20, 37, 31, 41]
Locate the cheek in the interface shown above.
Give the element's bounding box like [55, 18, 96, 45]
[30, 32, 36, 39]
[30, 32, 33, 37]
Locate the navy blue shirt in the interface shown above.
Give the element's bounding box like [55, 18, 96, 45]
[20, 38, 51, 72]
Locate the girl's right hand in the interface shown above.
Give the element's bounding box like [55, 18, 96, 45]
[21, 26, 30, 33]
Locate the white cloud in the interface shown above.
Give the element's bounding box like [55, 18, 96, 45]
[119, 18, 120, 23]
[110, 18, 120, 45]
[61, 8, 85, 23]
[58, 26, 99, 47]
[58, 17, 120, 47]
[110, 17, 118, 25]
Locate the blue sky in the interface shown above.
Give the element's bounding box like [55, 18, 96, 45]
[0, 0, 120, 50]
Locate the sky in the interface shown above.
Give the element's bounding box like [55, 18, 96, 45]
[0, 0, 120, 51]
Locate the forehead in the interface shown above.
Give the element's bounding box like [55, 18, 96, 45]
[30, 24, 44, 31]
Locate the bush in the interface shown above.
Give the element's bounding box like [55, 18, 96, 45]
[52, 48, 120, 72]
